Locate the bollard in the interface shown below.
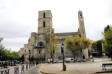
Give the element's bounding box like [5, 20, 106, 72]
[14, 67, 19, 74]
[0, 69, 9, 74]
[4, 69, 9, 74]
[21, 65, 24, 73]
[63, 64, 66, 71]
[26, 64, 28, 70]
[0, 71, 4, 74]
[29, 64, 30, 69]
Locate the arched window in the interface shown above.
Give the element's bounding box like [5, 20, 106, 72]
[38, 42, 43, 47]
[43, 12, 45, 18]
[80, 14, 82, 18]
[43, 21, 45, 27]
[29, 50, 31, 54]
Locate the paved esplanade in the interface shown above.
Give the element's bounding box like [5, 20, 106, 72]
[40, 58, 112, 74]
[22, 65, 42, 74]
[21, 58, 112, 74]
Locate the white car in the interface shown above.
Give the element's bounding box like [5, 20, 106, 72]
[58, 60, 63, 63]
[65, 58, 74, 63]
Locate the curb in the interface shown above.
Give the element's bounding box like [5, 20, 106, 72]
[40, 69, 54, 74]
[39, 65, 52, 74]
[40, 66, 55, 74]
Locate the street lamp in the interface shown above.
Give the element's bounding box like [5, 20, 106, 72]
[29, 50, 31, 63]
[61, 43, 66, 71]
[38, 48, 41, 63]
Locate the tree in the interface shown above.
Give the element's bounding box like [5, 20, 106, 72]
[103, 25, 112, 58]
[0, 38, 20, 61]
[65, 36, 91, 59]
[0, 37, 3, 43]
[92, 40, 103, 56]
[47, 28, 57, 63]
[20, 55, 24, 62]
[0, 38, 6, 61]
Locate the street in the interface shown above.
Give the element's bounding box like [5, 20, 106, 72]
[22, 65, 42, 74]
[3, 58, 111, 74]
[39, 58, 112, 74]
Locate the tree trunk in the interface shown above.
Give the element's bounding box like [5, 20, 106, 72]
[73, 55, 76, 62]
[52, 53, 54, 64]
[50, 51, 54, 63]
[73, 52, 77, 62]
[52, 51, 55, 64]
[50, 52, 52, 63]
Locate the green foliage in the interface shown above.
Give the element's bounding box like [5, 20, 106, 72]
[0, 49, 19, 61]
[65, 37, 74, 50]
[65, 36, 91, 56]
[47, 28, 57, 63]
[0, 38, 20, 61]
[0, 37, 3, 43]
[92, 40, 102, 50]
[103, 25, 112, 57]
[20, 55, 24, 62]
[66, 36, 90, 50]
[92, 40, 103, 56]
[48, 28, 57, 52]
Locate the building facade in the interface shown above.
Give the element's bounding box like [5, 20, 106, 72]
[19, 10, 87, 63]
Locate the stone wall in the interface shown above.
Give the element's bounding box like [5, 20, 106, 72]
[19, 10, 88, 62]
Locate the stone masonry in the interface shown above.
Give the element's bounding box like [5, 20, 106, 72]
[19, 10, 87, 63]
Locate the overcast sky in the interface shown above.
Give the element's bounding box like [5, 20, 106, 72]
[0, 0, 112, 51]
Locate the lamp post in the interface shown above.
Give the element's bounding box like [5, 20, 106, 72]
[39, 48, 41, 63]
[61, 43, 66, 71]
[29, 50, 31, 63]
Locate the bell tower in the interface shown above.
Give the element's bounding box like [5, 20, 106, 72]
[38, 10, 52, 34]
[78, 10, 86, 37]
[37, 10, 53, 61]
[37, 10, 53, 48]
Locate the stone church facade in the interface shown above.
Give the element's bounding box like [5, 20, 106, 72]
[19, 10, 87, 63]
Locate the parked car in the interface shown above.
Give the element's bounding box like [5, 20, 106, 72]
[65, 58, 74, 63]
[54, 59, 58, 63]
[76, 58, 86, 62]
[0, 61, 5, 66]
[57, 60, 63, 63]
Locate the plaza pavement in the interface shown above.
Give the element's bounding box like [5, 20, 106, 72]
[0, 64, 42, 74]
[0, 58, 111, 74]
[22, 65, 42, 74]
[40, 58, 112, 74]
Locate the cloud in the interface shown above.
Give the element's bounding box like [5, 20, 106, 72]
[0, 0, 112, 51]
[1, 37, 28, 51]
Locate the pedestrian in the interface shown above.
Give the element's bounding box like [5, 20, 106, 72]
[83, 55, 85, 59]
[90, 55, 94, 62]
[48, 59, 50, 63]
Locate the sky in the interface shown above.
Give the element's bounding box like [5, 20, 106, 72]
[0, 0, 112, 51]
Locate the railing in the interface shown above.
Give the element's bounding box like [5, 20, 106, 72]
[26, 64, 28, 70]
[0, 69, 9, 74]
[14, 67, 19, 74]
[0, 63, 37, 74]
[21, 65, 24, 72]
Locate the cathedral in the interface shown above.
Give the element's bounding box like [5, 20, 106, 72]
[19, 10, 88, 63]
